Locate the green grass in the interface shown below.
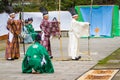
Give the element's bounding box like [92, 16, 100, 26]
[98, 48, 120, 65]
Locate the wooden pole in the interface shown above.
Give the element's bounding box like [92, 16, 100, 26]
[21, 0, 25, 55]
[58, 0, 64, 60]
[87, 0, 93, 57]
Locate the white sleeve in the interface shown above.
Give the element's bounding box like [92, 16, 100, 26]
[41, 31, 44, 40]
[72, 21, 90, 38]
[9, 31, 13, 43]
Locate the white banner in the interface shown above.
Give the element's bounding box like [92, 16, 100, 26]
[0, 13, 9, 36]
[0, 11, 72, 36]
[0, 12, 20, 36]
[23, 11, 72, 31]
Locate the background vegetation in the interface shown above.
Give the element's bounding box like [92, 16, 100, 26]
[0, 0, 120, 13]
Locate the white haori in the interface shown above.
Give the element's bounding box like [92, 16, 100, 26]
[68, 19, 90, 59]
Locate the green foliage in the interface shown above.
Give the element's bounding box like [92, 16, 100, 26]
[0, 1, 5, 13]
[14, 5, 22, 13]
[23, 0, 120, 11]
[0, 0, 120, 12]
[24, 5, 40, 12]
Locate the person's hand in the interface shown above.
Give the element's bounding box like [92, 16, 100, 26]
[50, 35, 53, 39]
[21, 19, 24, 23]
[58, 21, 60, 24]
[58, 34, 61, 39]
[89, 23, 90, 26]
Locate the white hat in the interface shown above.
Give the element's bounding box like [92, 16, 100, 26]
[9, 12, 15, 16]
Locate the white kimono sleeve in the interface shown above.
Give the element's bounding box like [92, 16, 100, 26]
[9, 31, 13, 43]
[71, 19, 90, 38]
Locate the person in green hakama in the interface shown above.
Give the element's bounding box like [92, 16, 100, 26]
[22, 34, 54, 73]
[21, 19, 33, 44]
[26, 18, 37, 41]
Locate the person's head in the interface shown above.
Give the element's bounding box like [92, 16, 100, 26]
[72, 14, 78, 20]
[24, 19, 28, 25]
[35, 34, 41, 42]
[39, 7, 48, 20]
[6, 6, 15, 19]
[69, 7, 78, 20]
[43, 14, 49, 20]
[9, 13, 15, 19]
[28, 17, 33, 24]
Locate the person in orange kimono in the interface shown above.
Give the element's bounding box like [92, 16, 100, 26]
[5, 8, 22, 60]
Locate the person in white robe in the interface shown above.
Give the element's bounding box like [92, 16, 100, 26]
[68, 7, 90, 60]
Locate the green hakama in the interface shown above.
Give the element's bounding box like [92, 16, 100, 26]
[26, 24, 37, 41]
[22, 42, 54, 73]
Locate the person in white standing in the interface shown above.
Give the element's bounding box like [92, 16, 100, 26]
[68, 7, 90, 60]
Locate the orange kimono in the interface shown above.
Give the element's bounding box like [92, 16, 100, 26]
[5, 18, 21, 60]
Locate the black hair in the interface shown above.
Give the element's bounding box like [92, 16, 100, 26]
[35, 34, 41, 42]
[25, 19, 28, 23]
[28, 17, 33, 21]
